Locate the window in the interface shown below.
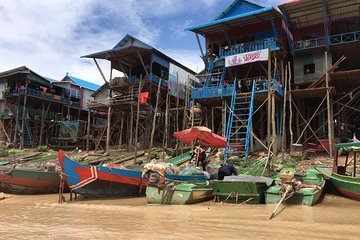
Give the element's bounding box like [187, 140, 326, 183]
[304, 64, 315, 74]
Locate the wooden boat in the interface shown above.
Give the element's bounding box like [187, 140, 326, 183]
[0, 167, 63, 194]
[211, 175, 274, 204]
[59, 150, 207, 198]
[265, 168, 325, 206]
[146, 181, 213, 204]
[316, 142, 360, 200]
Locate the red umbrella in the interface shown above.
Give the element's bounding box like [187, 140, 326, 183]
[173, 126, 227, 148]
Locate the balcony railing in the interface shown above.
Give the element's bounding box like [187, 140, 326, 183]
[219, 38, 280, 59]
[192, 84, 235, 99]
[6, 88, 81, 108]
[294, 30, 360, 51]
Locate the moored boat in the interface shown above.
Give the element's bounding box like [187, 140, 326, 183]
[316, 141, 360, 200]
[265, 168, 325, 206]
[0, 167, 63, 194]
[146, 181, 213, 204]
[59, 150, 207, 198]
[211, 175, 274, 204]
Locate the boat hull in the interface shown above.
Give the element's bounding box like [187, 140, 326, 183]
[211, 180, 269, 204]
[329, 172, 360, 200]
[265, 168, 325, 206]
[146, 183, 213, 204]
[58, 150, 206, 198]
[0, 168, 61, 194]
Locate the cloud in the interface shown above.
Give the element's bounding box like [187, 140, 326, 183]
[160, 48, 205, 73]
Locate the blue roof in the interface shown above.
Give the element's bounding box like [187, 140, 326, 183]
[185, 6, 273, 32]
[214, 0, 264, 20]
[45, 77, 58, 83]
[63, 75, 100, 91]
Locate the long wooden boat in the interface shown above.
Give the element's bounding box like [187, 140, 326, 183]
[316, 142, 360, 200]
[146, 182, 213, 204]
[265, 168, 325, 206]
[59, 150, 206, 198]
[211, 175, 274, 204]
[0, 167, 62, 194]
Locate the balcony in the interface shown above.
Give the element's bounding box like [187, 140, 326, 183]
[219, 38, 280, 59]
[254, 78, 284, 96]
[192, 84, 235, 99]
[5, 87, 81, 108]
[294, 31, 360, 51]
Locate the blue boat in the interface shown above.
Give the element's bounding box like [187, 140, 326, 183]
[58, 150, 206, 198]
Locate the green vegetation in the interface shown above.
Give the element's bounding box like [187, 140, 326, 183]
[38, 145, 49, 152]
[0, 145, 9, 157]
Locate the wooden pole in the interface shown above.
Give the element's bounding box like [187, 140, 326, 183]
[119, 116, 124, 148]
[267, 44, 272, 146]
[288, 62, 293, 148]
[93, 58, 108, 83]
[325, 51, 334, 158]
[86, 108, 91, 153]
[134, 77, 143, 164]
[164, 85, 170, 148]
[20, 80, 29, 149]
[272, 56, 277, 153]
[281, 65, 288, 162]
[39, 103, 45, 146]
[106, 89, 112, 153]
[129, 87, 134, 152]
[147, 79, 162, 162]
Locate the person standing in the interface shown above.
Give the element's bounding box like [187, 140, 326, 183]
[190, 146, 207, 171]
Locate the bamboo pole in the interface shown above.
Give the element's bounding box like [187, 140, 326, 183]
[272, 56, 277, 153]
[86, 108, 91, 152]
[267, 44, 272, 146]
[134, 78, 143, 164]
[13, 103, 20, 145]
[288, 63, 293, 147]
[129, 87, 134, 152]
[39, 103, 45, 146]
[281, 65, 288, 162]
[20, 80, 29, 149]
[147, 79, 162, 162]
[106, 105, 112, 153]
[325, 51, 334, 158]
[164, 85, 170, 148]
[119, 116, 124, 148]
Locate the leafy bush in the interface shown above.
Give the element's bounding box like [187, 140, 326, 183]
[38, 145, 49, 152]
[0, 145, 9, 157]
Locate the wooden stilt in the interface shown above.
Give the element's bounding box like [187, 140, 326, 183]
[267, 45, 272, 146]
[288, 63, 293, 148]
[134, 78, 143, 164]
[147, 79, 162, 162]
[106, 99, 112, 153]
[20, 80, 29, 149]
[86, 108, 91, 153]
[325, 51, 334, 158]
[39, 103, 45, 146]
[281, 65, 288, 162]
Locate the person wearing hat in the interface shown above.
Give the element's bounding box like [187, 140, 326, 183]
[190, 146, 207, 171]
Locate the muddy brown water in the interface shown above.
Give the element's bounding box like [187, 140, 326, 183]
[0, 193, 359, 240]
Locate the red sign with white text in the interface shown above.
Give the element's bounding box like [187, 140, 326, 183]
[225, 49, 269, 67]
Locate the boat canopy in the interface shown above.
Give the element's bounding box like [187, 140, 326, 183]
[335, 142, 360, 153]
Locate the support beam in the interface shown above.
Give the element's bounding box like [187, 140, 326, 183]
[134, 77, 143, 164]
[195, 33, 206, 63]
[137, 50, 151, 80]
[322, 0, 330, 49]
[20, 80, 29, 149]
[86, 108, 91, 153]
[267, 44, 272, 145]
[93, 58, 108, 83]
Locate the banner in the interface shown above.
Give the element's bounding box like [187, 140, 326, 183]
[225, 49, 269, 67]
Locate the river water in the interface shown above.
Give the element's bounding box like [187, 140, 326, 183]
[0, 193, 359, 240]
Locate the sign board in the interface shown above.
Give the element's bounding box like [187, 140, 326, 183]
[225, 49, 269, 67]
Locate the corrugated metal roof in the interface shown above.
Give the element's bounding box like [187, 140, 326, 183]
[214, 0, 264, 20]
[63, 75, 100, 91]
[185, 7, 276, 35]
[280, 0, 360, 29]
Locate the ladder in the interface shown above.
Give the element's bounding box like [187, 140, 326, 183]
[204, 59, 226, 87]
[225, 80, 256, 160]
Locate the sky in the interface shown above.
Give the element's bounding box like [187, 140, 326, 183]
[0, 0, 285, 86]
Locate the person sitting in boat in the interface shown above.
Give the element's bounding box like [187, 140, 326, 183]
[218, 163, 237, 180]
[190, 146, 207, 171]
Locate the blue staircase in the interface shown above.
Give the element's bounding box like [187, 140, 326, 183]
[225, 80, 256, 160]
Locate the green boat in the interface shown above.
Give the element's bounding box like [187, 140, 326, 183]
[265, 168, 325, 206]
[211, 175, 274, 204]
[146, 182, 213, 204]
[316, 142, 360, 200]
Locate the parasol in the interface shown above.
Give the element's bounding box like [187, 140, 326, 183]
[173, 126, 227, 148]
